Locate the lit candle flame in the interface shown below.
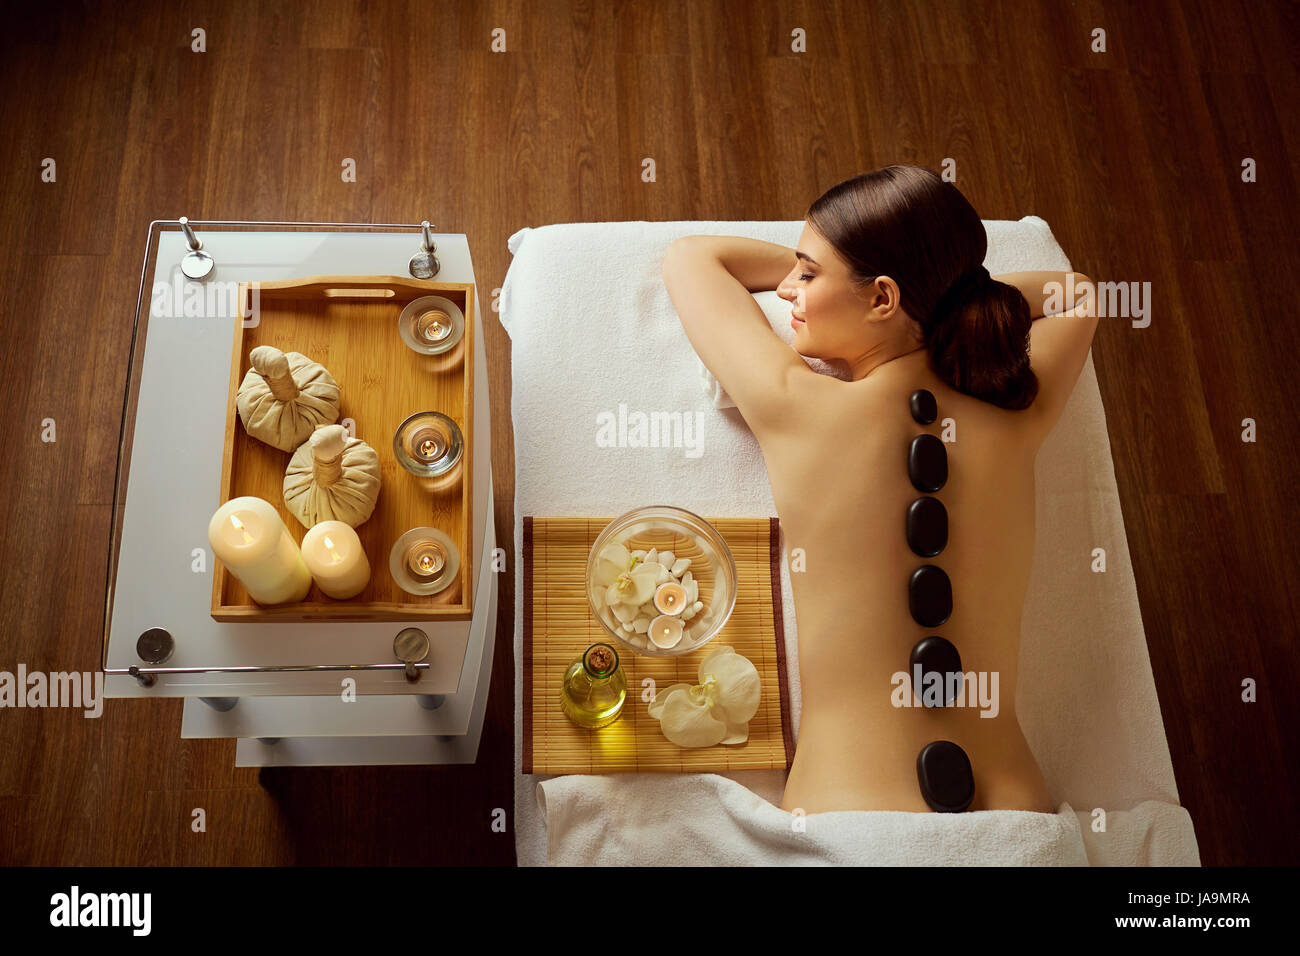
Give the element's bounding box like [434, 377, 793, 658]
[407, 542, 444, 579]
[418, 311, 451, 341]
[323, 535, 342, 563]
[229, 513, 253, 544]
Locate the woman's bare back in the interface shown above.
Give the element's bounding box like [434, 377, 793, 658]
[756, 347, 1055, 814]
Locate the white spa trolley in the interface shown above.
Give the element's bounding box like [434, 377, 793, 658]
[101, 221, 497, 766]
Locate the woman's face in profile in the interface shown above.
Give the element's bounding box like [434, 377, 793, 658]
[777, 222, 908, 362]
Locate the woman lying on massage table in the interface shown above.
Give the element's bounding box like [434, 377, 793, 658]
[662, 164, 1098, 813]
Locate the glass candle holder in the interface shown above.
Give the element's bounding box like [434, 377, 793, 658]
[389, 527, 460, 596]
[398, 295, 465, 355]
[393, 411, 463, 477]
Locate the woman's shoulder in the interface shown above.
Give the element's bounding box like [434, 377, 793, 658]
[832, 351, 1040, 452]
[773, 350, 1040, 459]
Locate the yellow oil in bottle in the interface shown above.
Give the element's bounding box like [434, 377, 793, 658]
[560, 643, 627, 729]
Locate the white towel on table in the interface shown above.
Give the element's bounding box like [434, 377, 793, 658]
[539, 774, 1089, 866]
[700, 291, 852, 408]
[538, 773, 1194, 866]
[501, 216, 1200, 867]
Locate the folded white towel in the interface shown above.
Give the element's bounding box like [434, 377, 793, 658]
[538, 774, 1091, 866]
[699, 291, 853, 408]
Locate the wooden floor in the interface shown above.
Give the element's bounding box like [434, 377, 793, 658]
[0, 0, 1296, 866]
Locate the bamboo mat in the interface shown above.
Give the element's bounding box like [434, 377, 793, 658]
[522, 515, 793, 774]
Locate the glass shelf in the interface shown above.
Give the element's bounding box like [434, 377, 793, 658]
[103, 221, 486, 697]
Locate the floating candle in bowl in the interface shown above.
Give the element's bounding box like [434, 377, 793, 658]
[648, 614, 684, 649]
[654, 581, 687, 615]
[208, 496, 311, 605]
[301, 520, 370, 600]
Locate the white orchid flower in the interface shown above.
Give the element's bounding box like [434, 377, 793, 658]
[647, 646, 762, 747]
[591, 542, 660, 609]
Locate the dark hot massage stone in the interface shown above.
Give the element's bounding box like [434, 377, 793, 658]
[909, 388, 938, 425]
[909, 636, 963, 707]
[908, 434, 947, 493]
[916, 740, 975, 812]
[906, 496, 947, 557]
[908, 564, 952, 627]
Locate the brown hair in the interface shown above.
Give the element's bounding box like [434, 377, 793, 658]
[806, 165, 1038, 410]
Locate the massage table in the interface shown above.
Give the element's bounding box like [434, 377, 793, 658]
[501, 216, 1200, 866]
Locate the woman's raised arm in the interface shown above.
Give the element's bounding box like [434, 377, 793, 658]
[689, 235, 799, 292]
[662, 236, 813, 436]
[991, 270, 1092, 319]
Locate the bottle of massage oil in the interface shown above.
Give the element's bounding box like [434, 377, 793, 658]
[560, 643, 627, 729]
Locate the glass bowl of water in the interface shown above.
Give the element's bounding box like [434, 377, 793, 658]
[586, 505, 738, 658]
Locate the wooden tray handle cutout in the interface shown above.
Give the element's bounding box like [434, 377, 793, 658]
[321, 287, 396, 298]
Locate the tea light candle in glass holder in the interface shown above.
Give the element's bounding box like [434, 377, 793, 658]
[408, 540, 444, 579]
[389, 527, 460, 596]
[417, 310, 452, 343]
[397, 295, 465, 356]
[393, 411, 463, 478]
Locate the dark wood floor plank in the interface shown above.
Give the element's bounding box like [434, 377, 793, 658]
[1137, 491, 1297, 865]
[1119, 0, 1248, 262]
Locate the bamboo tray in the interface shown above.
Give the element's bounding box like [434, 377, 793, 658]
[522, 515, 794, 774]
[212, 275, 474, 622]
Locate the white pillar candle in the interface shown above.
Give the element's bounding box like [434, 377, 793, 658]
[648, 614, 684, 649]
[208, 496, 311, 605]
[301, 521, 371, 600]
[654, 581, 687, 615]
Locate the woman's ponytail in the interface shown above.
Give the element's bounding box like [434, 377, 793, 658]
[923, 268, 1038, 411]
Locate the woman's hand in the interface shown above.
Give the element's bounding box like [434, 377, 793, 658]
[991, 271, 1092, 320]
[672, 235, 797, 292]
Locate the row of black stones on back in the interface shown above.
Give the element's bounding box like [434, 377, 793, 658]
[908, 388, 974, 813]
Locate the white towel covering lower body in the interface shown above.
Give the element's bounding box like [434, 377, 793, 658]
[538, 774, 1089, 866]
[502, 216, 1201, 867]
